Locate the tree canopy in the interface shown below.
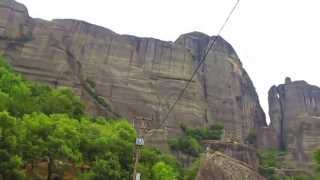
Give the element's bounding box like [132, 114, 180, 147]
[168, 124, 224, 158]
[0, 55, 182, 180]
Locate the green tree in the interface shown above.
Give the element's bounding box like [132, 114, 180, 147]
[0, 112, 25, 179]
[169, 124, 224, 158]
[0, 55, 185, 180]
[184, 158, 202, 180]
[0, 69, 39, 117]
[185, 124, 224, 141]
[22, 113, 81, 180]
[314, 150, 320, 172]
[0, 56, 11, 71]
[0, 91, 10, 111]
[168, 136, 202, 157]
[0, 150, 24, 180]
[39, 88, 85, 118]
[90, 154, 122, 180]
[79, 119, 136, 179]
[138, 148, 182, 180]
[152, 161, 178, 180]
[181, 137, 202, 157]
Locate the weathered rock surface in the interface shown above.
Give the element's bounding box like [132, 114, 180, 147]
[257, 127, 279, 150]
[196, 152, 266, 180]
[202, 140, 260, 170]
[268, 78, 320, 168]
[0, 0, 267, 144]
[176, 32, 267, 142]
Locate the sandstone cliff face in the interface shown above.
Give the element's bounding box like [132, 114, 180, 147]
[268, 78, 320, 167]
[257, 127, 279, 150]
[196, 152, 266, 180]
[202, 140, 260, 170]
[0, 0, 267, 144]
[176, 33, 267, 142]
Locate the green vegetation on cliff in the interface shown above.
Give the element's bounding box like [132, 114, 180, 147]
[167, 123, 224, 179]
[168, 124, 224, 158]
[258, 150, 320, 180]
[314, 150, 320, 173]
[0, 56, 181, 180]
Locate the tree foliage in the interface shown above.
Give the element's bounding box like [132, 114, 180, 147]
[152, 161, 178, 180]
[138, 148, 181, 180]
[245, 132, 257, 145]
[0, 55, 183, 179]
[258, 150, 316, 180]
[314, 150, 320, 172]
[168, 124, 224, 157]
[39, 88, 84, 118]
[0, 112, 24, 179]
[185, 124, 224, 141]
[183, 157, 202, 180]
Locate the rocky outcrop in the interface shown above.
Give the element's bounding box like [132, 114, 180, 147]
[0, 0, 267, 145]
[176, 32, 267, 142]
[196, 152, 266, 180]
[268, 78, 320, 168]
[202, 140, 259, 170]
[0, 0, 31, 40]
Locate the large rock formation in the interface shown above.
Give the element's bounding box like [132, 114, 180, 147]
[0, 0, 267, 145]
[202, 140, 260, 170]
[196, 152, 266, 180]
[268, 77, 320, 168]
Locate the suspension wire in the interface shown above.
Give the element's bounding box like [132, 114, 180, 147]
[144, 0, 241, 136]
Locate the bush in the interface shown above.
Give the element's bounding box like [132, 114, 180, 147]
[91, 157, 122, 180]
[152, 162, 178, 180]
[138, 148, 182, 180]
[245, 132, 257, 145]
[169, 124, 223, 157]
[184, 158, 202, 180]
[186, 124, 224, 141]
[258, 150, 289, 179]
[314, 150, 320, 172]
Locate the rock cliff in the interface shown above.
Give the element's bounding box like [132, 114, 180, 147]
[0, 0, 267, 144]
[268, 77, 320, 168]
[202, 140, 260, 170]
[196, 152, 266, 180]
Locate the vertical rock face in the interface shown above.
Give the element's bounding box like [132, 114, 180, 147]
[257, 127, 279, 150]
[0, 0, 267, 145]
[268, 78, 320, 167]
[0, 0, 31, 40]
[176, 32, 267, 141]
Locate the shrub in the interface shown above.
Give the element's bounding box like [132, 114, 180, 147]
[152, 162, 178, 180]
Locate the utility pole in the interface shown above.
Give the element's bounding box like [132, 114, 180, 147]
[132, 117, 147, 180]
[133, 137, 144, 180]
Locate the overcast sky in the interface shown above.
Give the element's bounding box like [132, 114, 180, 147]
[17, 0, 320, 122]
